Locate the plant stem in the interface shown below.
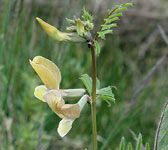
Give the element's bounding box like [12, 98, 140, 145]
[90, 40, 97, 150]
[89, 7, 118, 149]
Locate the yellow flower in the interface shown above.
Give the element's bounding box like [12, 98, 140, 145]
[30, 56, 87, 137]
[57, 95, 88, 137]
[36, 17, 86, 42]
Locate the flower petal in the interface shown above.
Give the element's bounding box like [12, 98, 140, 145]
[43, 90, 65, 118]
[57, 118, 74, 137]
[61, 104, 80, 119]
[36, 17, 86, 42]
[34, 85, 48, 102]
[44, 90, 80, 119]
[29, 56, 61, 89]
[77, 95, 88, 111]
[33, 56, 61, 86]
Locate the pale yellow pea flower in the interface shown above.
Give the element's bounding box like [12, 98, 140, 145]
[36, 17, 86, 42]
[29, 56, 87, 137]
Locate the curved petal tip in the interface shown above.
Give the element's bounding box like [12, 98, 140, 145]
[57, 119, 74, 137]
[36, 17, 40, 21]
[34, 85, 48, 102]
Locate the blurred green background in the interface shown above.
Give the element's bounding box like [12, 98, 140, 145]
[0, 0, 168, 149]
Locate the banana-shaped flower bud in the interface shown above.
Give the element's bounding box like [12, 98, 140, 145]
[36, 17, 86, 42]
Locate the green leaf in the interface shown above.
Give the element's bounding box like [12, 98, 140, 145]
[83, 8, 93, 21]
[120, 137, 125, 150]
[96, 77, 101, 89]
[102, 29, 113, 35]
[156, 103, 168, 150]
[145, 143, 150, 150]
[121, 3, 133, 7]
[115, 5, 120, 9]
[102, 23, 117, 30]
[98, 95, 115, 102]
[80, 74, 101, 95]
[109, 13, 123, 19]
[102, 98, 111, 107]
[97, 86, 114, 97]
[101, 25, 108, 31]
[114, 7, 127, 13]
[98, 32, 105, 40]
[136, 134, 142, 150]
[97, 86, 115, 102]
[108, 23, 117, 28]
[107, 9, 111, 14]
[97, 2, 132, 41]
[104, 17, 119, 24]
[80, 74, 92, 95]
[94, 40, 100, 56]
[127, 142, 132, 150]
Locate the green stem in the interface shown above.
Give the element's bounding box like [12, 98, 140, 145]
[90, 40, 97, 150]
[90, 7, 117, 148]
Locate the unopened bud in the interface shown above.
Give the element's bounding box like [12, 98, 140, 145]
[66, 18, 76, 25]
[36, 17, 86, 42]
[66, 26, 77, 32]
[77, 19, 85, 36]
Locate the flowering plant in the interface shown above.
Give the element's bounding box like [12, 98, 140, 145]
[31, 2, 133, 149]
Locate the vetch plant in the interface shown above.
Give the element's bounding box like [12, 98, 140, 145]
[30, 2, 168, 150]
[31, 2, 134, 149]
